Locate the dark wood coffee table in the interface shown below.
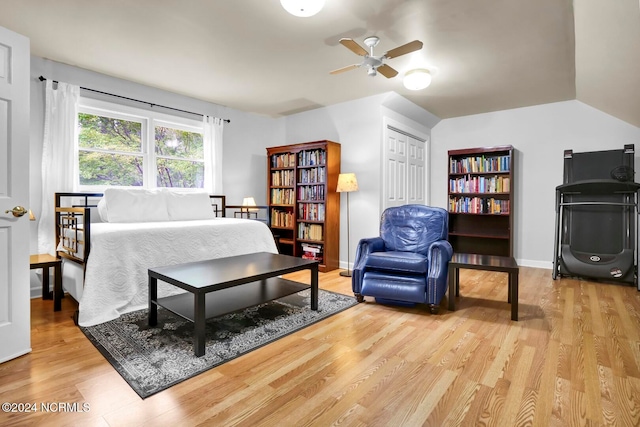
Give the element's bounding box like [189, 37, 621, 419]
[148, 252, 319, 356]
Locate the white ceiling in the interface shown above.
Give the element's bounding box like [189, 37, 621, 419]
[1, 0, 638, 126]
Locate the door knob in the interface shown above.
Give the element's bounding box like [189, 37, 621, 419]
[5, 206, 28, 217]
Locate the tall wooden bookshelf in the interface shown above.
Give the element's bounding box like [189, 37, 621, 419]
[447, 145, 514, 257]
[267, 140, 341, 272]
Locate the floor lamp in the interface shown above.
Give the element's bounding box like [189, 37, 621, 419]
[337, 173, 359, 277]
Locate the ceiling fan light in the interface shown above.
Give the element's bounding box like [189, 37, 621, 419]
[280, 0, 325, 17]
[403, 69, 431, 90]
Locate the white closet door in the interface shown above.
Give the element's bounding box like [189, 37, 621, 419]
[382, 121, 429, 212]
[407, 135, 426, 204]
[383, 128, 407, 209]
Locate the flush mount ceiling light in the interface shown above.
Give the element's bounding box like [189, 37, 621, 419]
[403, 68, 432, 90]
[280, 0, 325, 17]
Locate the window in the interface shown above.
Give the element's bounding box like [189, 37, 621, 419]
[77, 98, 205, 191]
[155, 124, 204, 188]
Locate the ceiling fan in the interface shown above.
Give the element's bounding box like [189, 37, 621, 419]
[330, 36, 423, 78]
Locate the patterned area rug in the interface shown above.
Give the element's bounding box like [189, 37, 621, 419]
[81, 289, 357, 398]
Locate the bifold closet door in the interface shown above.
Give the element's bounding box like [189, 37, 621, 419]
[382, 124, 428, 211]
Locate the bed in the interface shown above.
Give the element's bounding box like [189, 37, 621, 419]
[55, 189, 279, 327]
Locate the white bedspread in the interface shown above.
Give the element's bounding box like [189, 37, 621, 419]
[75, 218, 278, 326]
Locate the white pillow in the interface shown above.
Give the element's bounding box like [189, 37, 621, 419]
[97, 197, 109, 222]
[165, 191, 217, 220]
[102, 188, 170, 223]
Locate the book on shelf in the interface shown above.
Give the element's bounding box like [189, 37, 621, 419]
[298, 203, 325, 221]
[298, 167, 326, 184]
[271, 153, 296, 168]
[448, 196, 510, 214]
[298, 184, 325, 201]
[298, 149, 326, 166]
[270, 209, 294, 228]
[270, 188, 295, 205]
[301, 243, 323, 261]
[271, 169, 295, 186]
[449, 176, 510, 193]
[298, 223, 323, 240]
[301, 243, 322, 253]
[449, 155, 510, 174]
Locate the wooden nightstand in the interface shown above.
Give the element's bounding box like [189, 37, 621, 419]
[30, 254, 62, 311]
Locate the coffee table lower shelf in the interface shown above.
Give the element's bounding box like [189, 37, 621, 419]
[149, 252, 319, 357]
[152, 277, 309, 323]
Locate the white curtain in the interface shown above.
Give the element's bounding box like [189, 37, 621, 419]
[38, 80, 80, 255]
[203, 115, 224, 194]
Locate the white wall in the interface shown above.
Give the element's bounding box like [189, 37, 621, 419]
[223, 114, 284, 206]
[432, 100, 640, 268]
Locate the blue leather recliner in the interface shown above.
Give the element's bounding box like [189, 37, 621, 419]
[351, 204, 454, 313]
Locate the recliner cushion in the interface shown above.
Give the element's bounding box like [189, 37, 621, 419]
[380, 205, 448, 255]
[365, 251, 428, 274]
[361, 271, 426, 303]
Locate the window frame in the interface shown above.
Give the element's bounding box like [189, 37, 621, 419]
[76, 97, 205, 192]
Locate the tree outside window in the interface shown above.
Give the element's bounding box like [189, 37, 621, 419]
[78, 113, 144, 186]
[77, 101, 205, 190]
[155, 126, 204, 188]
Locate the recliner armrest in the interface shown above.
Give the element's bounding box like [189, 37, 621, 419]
[351, 237, 385, 293]
[427, 240, 453, 263]
[426, 240, 454, 284]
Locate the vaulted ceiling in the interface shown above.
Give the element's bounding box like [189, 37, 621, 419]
[1, 0, 638, 126]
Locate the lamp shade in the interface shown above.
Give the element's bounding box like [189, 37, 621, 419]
[280, 0, 325, 17]
[336, 173, 359, 193]
[242, 196, 258, 211]
[403, 68, 432, 91]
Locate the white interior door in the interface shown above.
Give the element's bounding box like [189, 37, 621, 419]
[0, 25, 31, 363]
[382, 120, 429, 212]
[383, 127, 407, 209]
[407, 136, 426, 204]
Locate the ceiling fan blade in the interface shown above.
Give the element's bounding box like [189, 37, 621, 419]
[377, 64, 399, 78]
[384, 40, 423, 59]
[330, 64, 359, 75]
[339, 38, 368, 56]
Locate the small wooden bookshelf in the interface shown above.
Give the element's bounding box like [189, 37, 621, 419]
[447, 145, 514, 257]
[267, 140, 341, 272]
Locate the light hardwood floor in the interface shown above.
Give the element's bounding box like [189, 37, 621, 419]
[1, 267, 640, 426]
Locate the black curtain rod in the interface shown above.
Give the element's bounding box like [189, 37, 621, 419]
[38, 76, 230, 123]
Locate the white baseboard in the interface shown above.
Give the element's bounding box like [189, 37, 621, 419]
[515, 259, 553, 270]
[30, 271, 43, 299]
